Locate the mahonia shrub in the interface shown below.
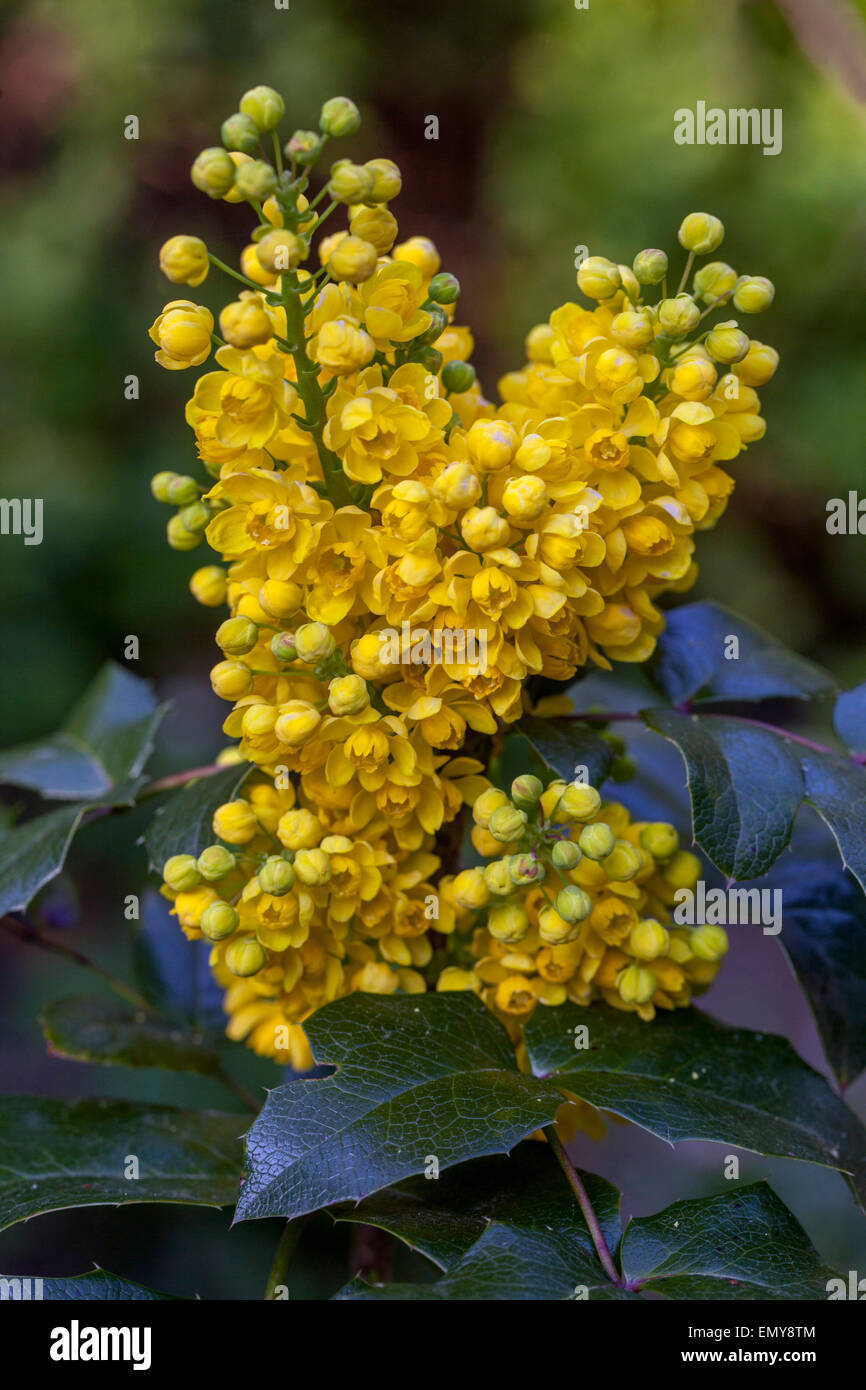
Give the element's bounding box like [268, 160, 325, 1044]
[11, 81, 866, 1309]
[147, 90, 783, 1067]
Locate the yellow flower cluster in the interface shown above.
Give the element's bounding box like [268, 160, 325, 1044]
[159, 778, 460, 1068]
[150, 90, 765, 1061]
[435, 776, 728, 1045]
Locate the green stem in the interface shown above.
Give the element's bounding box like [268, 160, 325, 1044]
[271, 131, 283, 177]
[546, 1126, 623, 1287]
[264, 1218, 307, 1299]
[207, 254, 265, 294]
[280, 270, 353, 508]
[676, 250, 695, 296]
[1, 914, 153, 1011]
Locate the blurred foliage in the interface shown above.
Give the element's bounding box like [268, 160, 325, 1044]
[1, 0, 865, 1295]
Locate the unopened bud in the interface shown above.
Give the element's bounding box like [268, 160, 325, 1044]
[510, 775, 543, 811]
[554, 885, 593, 924]
[488, 804, 528, 843]
[690, 924, 729, 962]
[319, 96, 361, 138]
[163, 854, 201, 892]
[578, 822, 616, 861]
[224, 935, 268, 976]
[200, 901, 239, 941]
[617, 963, 657, 1005]
[632, 248, 668, 285]
[197, 845, 237, 881]
[629, 918, 670, 960]
[678, 212, 725, 255]
[258, 856, 295, 896]
[551, 840, 582, 871]
[239, 85, 285, 132]
[191, 147, 236, 198]
[217, 616, 259, 656]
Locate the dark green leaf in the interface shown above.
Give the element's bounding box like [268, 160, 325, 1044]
[834, 683, 866, 753]
[775, 866, 866, 1089]
[525, 1003, 866, 1211]
[621, 1182, 839, 1300]
[0, 1096, 242, 1231]
[235, 994, 564, 1223]
[642, 710, 803, 878]
[0, 662, 165, 802]
[518, 715, 612, 788]
[144, 762, 252, 872]
[802, 749, 866, 894]
[23, 1269, 183, 1301]
[0, 804, 88, 917]
[648, 601, 835, 706]
[133, 888, 226, 1029]
[334, 1141, 622, 1275]
[40, 995, 221, 1077]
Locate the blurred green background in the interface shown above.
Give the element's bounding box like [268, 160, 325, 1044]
[2, 0, 866, 1298]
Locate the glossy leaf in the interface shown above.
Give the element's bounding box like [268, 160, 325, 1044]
[642, 709, 803, 878]
[518, 715, 612, 788]
[0, 1096, 242, 1231]
[144, 762, 252, 872]
[41, 995, 221, 1077]
[235, 994, 564, 1223]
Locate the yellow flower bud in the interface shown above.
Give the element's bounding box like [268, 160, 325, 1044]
[319, 96, 361, 138]
[601, 840, 642, 881]
[212, 800, 259, 845]
[294, 622, 335, 664]
[393, 236, 440, 278]
[241, 243, 276, 287]
[167, 515, 202, 551]
[328, 674, 369, 716]
[363, 158, 402, 202]
[526, 323, 556, 361]
[508, 853, 545, 887]
[678, 212, 724, 255]
[274, 700, 322, 747]
[225, 936, 268, 977]
[277, 809, 321, 851]
[452, 868, 491, 910]
[577, 256, 622, 300]
[149, 300, 213, 370]
[617, 963, 657, 1005]
[257, 229, 305, 275]
[501, 474, 547, 522]
[510, 775, 543, 810]
[189, 565, 227, 607]
[662, 850, 702, 890]
[554, 885, 593, 923]
[174, 885, 220, 929]
[221, 112, 259, 153]
[466, 420, 517, 472]
[219, 296, 273, 349]
[258, 856, 295, 896]
[197, 845, 236, 881]
[432, 461, 481, 511]
[163, 854, 201, 892]
[611, 308, 655, 349]
[239, 85, 285, 132]
[210, 660, 253, 699]
[258, 579, 303, 620]
[629, 918, 670, 960]
[705, 320, 750, 364]
[234, 159, 278, 202]
[159, 235, 209, 288]
[733, 341, 779, 385]
[690, 925, 729, 961]
[640, 823, 680, 859]
[472, 787, 509, 828]
[327, 235, 379, 284]
[488, 903, 530, 943]
[488, 805, 528, 842]
[658, 295, 701, 337]
[460, 505, 510, 551]
[551, 840, 582, 871]
[191, 147, 236, 198]
[200, 901, 239, 941]
[693, 261, 737, 303]
[328, 161, 375, 203]
[483, 859, 514, 896]
[351, 632, 399, 681]
[495, 975, 536, 1016]
[293, 847, 331, 886]
[216, 616, 258, 656]
[733, 276, 775, 314]
[538, 905, 581, 945]
[667, 356, 717, 401]
[557, 784, 602, 823]
[632, 248, 668, 285]
[349, 205, 398, 254]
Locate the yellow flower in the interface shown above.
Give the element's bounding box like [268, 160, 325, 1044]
[187, 346, 297, 449]
[159, 235, 209, 288]
[149, 300, 213, 370]
[358, 260, 432, 345]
